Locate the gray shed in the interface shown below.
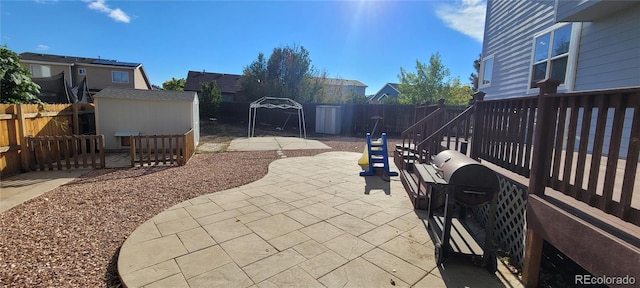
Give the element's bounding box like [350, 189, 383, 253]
[94, 87, 199, 150]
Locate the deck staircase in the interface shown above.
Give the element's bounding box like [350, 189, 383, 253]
[394, 102, 474, 210]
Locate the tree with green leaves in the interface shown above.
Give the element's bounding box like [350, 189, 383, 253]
[240, 44, 322, 102]
[200, 81, 222, 119]
[444, 77, 473, 105]
[397, 52, 473, 105]
[397, 53, 449, 105]
[162, 77, 185, 91]
[470, 53, 481, 91]
[1, 46, 41, 104]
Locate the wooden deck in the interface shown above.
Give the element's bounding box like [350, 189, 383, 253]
[395, 83, 640, 287]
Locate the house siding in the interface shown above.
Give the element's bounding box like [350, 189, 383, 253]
[76, 65, 135, 90]
[481, 0, 556, 100]
[573, 4, 640, 91]
[20, 62, 72, 84]
[482, 0, 640, 99]
[133, 67, 149, 90]
[556, 0, 592, 21]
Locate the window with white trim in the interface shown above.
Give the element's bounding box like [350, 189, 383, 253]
[30, 64, 51, 78]
[78, 68, 86, 75]
[480, 56, 494, 87]
[530, 23, 574, 89]
[112, 71, 129, 83]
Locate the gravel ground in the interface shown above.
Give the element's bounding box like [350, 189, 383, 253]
[0, 137, 399, 287]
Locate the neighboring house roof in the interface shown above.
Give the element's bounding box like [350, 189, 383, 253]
[20, 52, 141, 68]
[94, 87, 196, 102]
[318, 77, 367, 87]
[19, 52, 152, 89]
[184, 71, 242, 94]
[371, 83, 401, 102]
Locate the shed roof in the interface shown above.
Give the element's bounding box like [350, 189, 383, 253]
[94, 87, 196, 102]
[184, 71, 242, 94]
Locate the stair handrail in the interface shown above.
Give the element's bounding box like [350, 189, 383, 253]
[401, 100, 446, 137]
[415, 104, 475, 158]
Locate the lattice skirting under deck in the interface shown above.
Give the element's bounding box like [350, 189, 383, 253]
[473, 174, 527, 268]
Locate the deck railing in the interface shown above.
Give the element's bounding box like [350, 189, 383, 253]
[474, 96, 538, 177]
[398, 80, 640, 224]
[397, 100, 468, 170]
[27, 135, 105, 170]
[525, 81, 640, 224]
[129, 129, 195, 167]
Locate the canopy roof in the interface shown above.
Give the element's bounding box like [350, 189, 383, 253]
[248, 97, 306, 138]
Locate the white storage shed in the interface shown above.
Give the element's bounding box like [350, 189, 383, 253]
[94, 87, 199, 151]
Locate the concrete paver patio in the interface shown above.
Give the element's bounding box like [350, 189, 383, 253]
[226, 137, 331, 151]
[117, 152, 523, 288]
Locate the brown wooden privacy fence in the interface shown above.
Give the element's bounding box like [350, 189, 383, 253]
[130, 129, 195, 167]
[0, 103, 96, 176]
[219, 102, 416, 137]
[27, 135, 105, 171]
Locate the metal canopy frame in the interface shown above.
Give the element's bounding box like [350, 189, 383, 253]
[248, 97, 307, 138]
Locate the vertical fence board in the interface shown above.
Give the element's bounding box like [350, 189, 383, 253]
[551, 97, 567, 190]
[524, 100, 537, 174]
[619, 105, 639, 220]
[574, 96, 593, 201]
[563, 96, 580, 197]
[601, 95, 626, 213]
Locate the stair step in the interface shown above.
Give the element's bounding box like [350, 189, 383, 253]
[395, 143, 416, 150]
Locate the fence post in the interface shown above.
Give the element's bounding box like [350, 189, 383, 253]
[522, 78, 560, 288]
[16, 104, 30, 172]
[470, 91, 486, 160]
[72, 103, 80, 135]
[99, 135, 105, 168]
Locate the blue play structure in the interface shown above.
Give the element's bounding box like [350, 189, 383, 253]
[359, 133, 398, 177]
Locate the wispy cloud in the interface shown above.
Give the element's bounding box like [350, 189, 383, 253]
[35, 0, 59, 4]
[85, 0, 131, 23]
[435, 0, 486, 43]
[36, 44, 50, 51]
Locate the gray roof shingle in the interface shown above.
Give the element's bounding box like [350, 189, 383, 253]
[19, 52, 141, 68]
[184, 71, 242, 94]
[94, 87, 196, 102]
[318, 77, 367, 87]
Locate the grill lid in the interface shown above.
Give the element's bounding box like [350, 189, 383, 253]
[431, 150, 500, 206]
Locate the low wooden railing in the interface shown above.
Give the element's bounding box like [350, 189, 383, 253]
[129, 129, 195, 167]
[27, 135, 105, 171]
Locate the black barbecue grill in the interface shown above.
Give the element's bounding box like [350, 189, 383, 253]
[417, 149, 500, 272]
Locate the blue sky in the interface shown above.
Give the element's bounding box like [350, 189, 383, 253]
[1, 0, 486, 95]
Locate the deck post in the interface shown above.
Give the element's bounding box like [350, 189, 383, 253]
[527, 79, 559, 195]
[523, 79, 560, 287]
[470, 91, 485, 160]
[522, 228, 544, 288]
